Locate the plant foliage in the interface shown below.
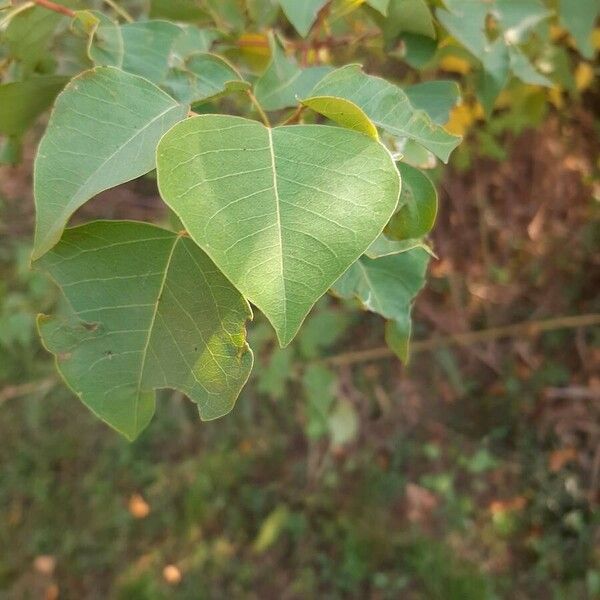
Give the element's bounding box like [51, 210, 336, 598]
[0, 0, 596, 437]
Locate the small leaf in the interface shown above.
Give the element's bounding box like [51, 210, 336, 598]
[405, 80, 461, 125]
[303, 364, 336, 439]
[509, 47, 552, 87]
[301, 96, 379, 139]
[437, 1, 489, 56]
[73, 10, 123, 67]
[254, 34, 331, 111]
[33, 67, 188, 260]
[311, 65, 461, 162]
[329, 400, 358, 446]
[494, 0, 551, 42]
[385, 317, 411, 363]
[278, 0, 328, 37]
[120, 20, 183, 84]
[385, 163, 438, 241]
[559, 0, 599, 59]
[366, 0, 390, 15]
[165, 52, 249, 104]
[156, 114, 400, 346]
[332, 248, 429, 362]
[476, 38, 510, 115]
[374, 0, 435, 43]
[36, 221, 254, 440]
[0, 76, 68, 136]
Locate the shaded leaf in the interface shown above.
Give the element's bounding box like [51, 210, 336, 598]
[156, 114, 400, 346]
[73, 10, 123, 67]
[329, 400, 358, 446]
[509, 47, 552, 87]
[375, 0, 435, 43]
[385, 163, 438, 240]
[278, 0, 328, 37]
[254, 35, 331, 111]
[33, 67, 188, 260]
[404, 80, 460, 125]
[165, 53, 249, 104]
[312, 65, 461, 162]
[559, 0, 599, 59]
[36, 221, 254, 440]
[0, 76, 68, 136]
[303, 364, 336, 439]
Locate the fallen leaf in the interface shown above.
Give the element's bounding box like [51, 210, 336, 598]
[128, 493, 151, 519]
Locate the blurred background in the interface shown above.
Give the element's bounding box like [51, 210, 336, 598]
[1, 0, 600, 598]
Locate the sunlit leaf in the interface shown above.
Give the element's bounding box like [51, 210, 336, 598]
[312, 65, 461, 162]
[33, 67, 188, 260]
[36, 221, 254, 440]
[301, 96, 379, 139]
[157, 114, 400, 346]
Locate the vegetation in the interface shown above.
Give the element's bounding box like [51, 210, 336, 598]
[0, 0, 598, 597]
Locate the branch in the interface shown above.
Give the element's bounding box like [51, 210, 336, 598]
[32, 0, 75, 17]
[323, 314, 600, 367]
[246, 89, 271, 127]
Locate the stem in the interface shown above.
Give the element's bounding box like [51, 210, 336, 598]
[280, 105, 305, 126]
[246, 90, 271, 127]
[323, 313, 600, 367]
[32, 0, 75, 17]
[102, 0, 133, 22]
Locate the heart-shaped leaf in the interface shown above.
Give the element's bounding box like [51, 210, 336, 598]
[36, 221, 253, 440]
[156, 115, 400, 346]
[32, 66, 188, 260]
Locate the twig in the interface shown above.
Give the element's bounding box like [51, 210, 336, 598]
[246, 90, 271, 127]
[32, 0, 75, 17]
[102, 0, 133, 22]
[281, 105, 305, 126]
[323, 314, 600, 367]
[0, 377, 55, 404]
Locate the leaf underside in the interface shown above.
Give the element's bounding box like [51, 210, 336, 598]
[156, 114, 400, 346]
[36, 221, 253, 440]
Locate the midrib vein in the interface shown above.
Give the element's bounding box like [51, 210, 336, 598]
[134, 234, 179, 431]
[266, 127, 286, 338]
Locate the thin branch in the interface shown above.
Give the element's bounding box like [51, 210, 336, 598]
[0, 377, 55, 404]
[280, 105, 305, 126]
[102, 0, 133, 22]
[323, 314, 600, 367]
[246, 89, 271, 127]
[32, 0, 75, 17]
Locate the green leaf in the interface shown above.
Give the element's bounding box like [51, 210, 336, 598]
[365, 235, 430, 258]
[559, 0, 599, 59]
[4, 5, 63, 72]
[165, 53, 249, 104]
[494, 0, 552, 42]
[375, 0, 435, 43]
[385, 316, 411, 363]
[73, 10, 123, 67]
[509, 47, 552, 87]
[329, 400, 358, 446]
[278, 0, 328, 37]
[301, 96, 379, 139]
[33, 67, 188, 260]
[254, 35, 331, 111]
[366, 0, 390, 15]
[156, 114, 400, 346]
[385, 163, 438, 240]
[257, 346, 294, 399]
[0, 76, 68, 136]
[404, 80, 461, 125]
[120, 20, 183, 84]
[36, 221, 253, 440]
[401, 33, 437, 68]
[437, 1, 489, 56]
[476, 38, 510, 115]
[311, 65, 461, 163]
[303, 364, 336, 439]
[332, 248, 429, 362]
[332, 248, 429, 323]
